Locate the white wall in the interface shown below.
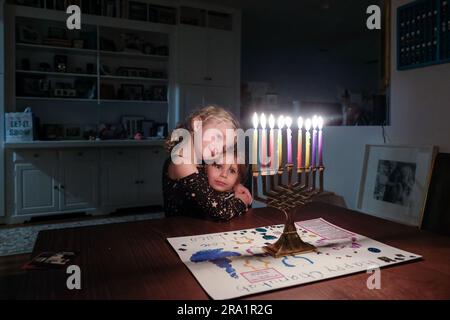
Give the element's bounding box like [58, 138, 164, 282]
[324, 0, 450, 210]
[0, 0, 5, 216]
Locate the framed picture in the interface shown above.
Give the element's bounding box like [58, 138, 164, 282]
[142, 120, 155, 138]
[357, 144, 438, 227]
[155, 123, 168, 138]
[63, 124, 82, 140]
[120, 84, 144, 100]
[17, 25, 42, 44]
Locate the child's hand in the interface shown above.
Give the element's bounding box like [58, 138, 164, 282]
[234, 184, 253, 206]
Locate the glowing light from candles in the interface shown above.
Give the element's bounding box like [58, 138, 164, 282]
[297, 117, 303, 170]
[277, 115, 285, 169]
[305, 118, 311, 168]
[312, 115, 318, 167]
[252, 113, 259, 171]
[318, 116, 324, 167]
[269, 114, 275, 170]
[285, 116, 293, 164]
[260, 113, 267, 167]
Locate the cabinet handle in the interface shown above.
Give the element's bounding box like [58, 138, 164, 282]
[77, 152, 83, 156]
[33, 153, 39, 158]
[135, 180, 139, 184]
[54, 186, 59, 190]
[118, 151, 124, 155]
[140, 180, 144, 184]
[60, 185, 65, 189]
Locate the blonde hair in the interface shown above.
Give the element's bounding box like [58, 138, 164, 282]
[165, 105, 240, 152]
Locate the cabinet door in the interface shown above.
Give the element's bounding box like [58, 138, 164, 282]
[179, 84, 205, 121]
[101, 149, 139, 206]
[204, 86, 236, 115]
[60, 150, 99, 211]
[206, 29, 235, 87]
[138, 147, 166, 205]
[178, 25, 208, 85]
[14, 162, 59, 215]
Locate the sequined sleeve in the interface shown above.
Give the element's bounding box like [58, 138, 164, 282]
[174, 171, 248, 221]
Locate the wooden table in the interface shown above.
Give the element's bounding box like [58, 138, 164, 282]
[18, 203, 450, 299]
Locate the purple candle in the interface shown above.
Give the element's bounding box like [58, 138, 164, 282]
[311, 116, 318, 167]
[318, 117, 324, 166]
[285, 117, 293, 164]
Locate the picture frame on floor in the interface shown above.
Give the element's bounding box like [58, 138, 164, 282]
[357, 144, 438, 227]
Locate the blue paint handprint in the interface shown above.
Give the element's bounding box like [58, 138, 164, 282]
[190, 249, 241, 279]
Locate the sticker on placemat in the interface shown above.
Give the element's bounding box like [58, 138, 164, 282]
[167, 218, 421, 300]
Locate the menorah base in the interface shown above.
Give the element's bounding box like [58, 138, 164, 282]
[263, 230, 316, 258]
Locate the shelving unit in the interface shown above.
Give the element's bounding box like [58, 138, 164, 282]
[5, 3, 175, 140]
[397, 0, 450, 70]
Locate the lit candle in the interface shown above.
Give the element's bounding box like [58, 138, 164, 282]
[252, 113, 259, 172]
[260, 113, 267, 168]
[312, 115, 318, 168]
[268, 114, 275, 171]
[277, 115, 285, 169]
[305, 119, 311, 168]
[285, 116, 293, 164]
[318, 116, 324, 167]
[297, 117, 303, 171]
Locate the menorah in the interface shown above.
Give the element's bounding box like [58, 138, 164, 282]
[251, 113, 327, 258]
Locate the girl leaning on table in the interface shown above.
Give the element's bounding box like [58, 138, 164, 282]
[162, 105, 252, 220]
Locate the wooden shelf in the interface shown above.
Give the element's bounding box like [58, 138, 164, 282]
[16, 97, 97, 102]
[100, 99, 168, 104]
[100, 75, 168, 82]
[16, 43, 98, 55]
[99, 50, 168, 60]
[17, 70, 98, 78]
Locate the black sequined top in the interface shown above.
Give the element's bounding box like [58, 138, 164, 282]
[162, 158, 248, 221]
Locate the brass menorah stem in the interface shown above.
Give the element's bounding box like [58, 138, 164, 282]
[252, 160, 327, 257]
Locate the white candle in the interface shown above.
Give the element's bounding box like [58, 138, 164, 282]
[252, 113, 259, 172]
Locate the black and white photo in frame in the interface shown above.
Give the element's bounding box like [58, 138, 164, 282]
[358, 144, 438, 227]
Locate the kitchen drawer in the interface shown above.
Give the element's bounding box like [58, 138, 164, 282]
[60, 149, 99, 162]
[12, 150, 58, 163]
[101, 148, 139, 162]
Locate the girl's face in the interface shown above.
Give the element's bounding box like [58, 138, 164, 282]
[207, 163, 239, 192]
[193, 118, 235, 162]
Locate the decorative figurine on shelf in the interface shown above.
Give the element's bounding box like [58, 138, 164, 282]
[134, 132, 143, 140]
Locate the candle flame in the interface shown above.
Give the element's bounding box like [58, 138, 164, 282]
[252, 113, 259, 129]
[305, 118, 312, 131]
[260, 113, 267, 129]
[297, 116, 303, 129]
[318, 116, 324, 130]
[277, 115, 285, 129]
[312, 115, 318, 129]
[268, 114, 275, 129]
[285, 116, 292, 129]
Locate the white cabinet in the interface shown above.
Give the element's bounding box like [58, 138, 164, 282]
[179, 84, 235, 120]
[138, 147, 166, 205]
[206, 29, 235, 87]
[14, 161, 59, 215]
[178, 26, 208, 85]
[12, 149, 98, 216]
[101, 148, 140, 206]
[59, 150, 99, 211]
[178, 25, 235, 87]
[101, 147, 166, 209]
